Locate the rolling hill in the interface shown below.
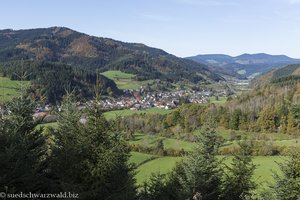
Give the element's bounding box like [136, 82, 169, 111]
[0, 27, 223, 83]
[251, 64, 300, 88]
[187, 53, 300, 78]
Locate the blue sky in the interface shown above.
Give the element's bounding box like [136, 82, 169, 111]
[1, 0, 300, 57]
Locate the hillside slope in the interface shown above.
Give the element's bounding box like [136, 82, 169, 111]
[187, 53, 300, 78]
[252, 64, 300, 88]
[0, 60, 121, 103]
[0, 27, 223, 83]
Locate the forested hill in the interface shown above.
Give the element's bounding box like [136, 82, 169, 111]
[0, 27, 223, 83]
[0, 60, 121, 103]
[187, 53, 300, 78]
[252, 64, 300, 88]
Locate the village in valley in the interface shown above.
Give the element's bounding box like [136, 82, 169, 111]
[32, 87, 224, 123]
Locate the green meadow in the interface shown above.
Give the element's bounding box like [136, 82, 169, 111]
[132, 153, 284, 187]
[0, 76, 30, 102]
[209, 96, 227, 105]
[129, 133, 195, 151]
[103, 107, 173, 120]
[101, 70, 154, 90]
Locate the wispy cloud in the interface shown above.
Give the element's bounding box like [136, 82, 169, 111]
[172, 0, 239, 6]
[141, 14, 174, 22]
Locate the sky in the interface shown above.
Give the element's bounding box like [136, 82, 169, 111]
[1, 0, 300, 58]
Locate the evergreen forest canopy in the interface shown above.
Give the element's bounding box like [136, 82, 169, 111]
[0, 60, 121, 103]
[0, 27, 223, 83]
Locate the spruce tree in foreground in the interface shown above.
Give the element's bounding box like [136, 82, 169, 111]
[51, 93, 136, 199]
[0, 95, 48, 193]
[272, 149, 300, 200]
[220, 142, 256, 200]
[172, 127, 223, 200]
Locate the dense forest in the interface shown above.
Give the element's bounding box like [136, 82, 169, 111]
[0, 27, 223, 83]
[0, 60, 121, 103]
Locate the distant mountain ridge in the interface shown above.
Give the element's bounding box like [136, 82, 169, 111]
[0, 27, 223, 83]
[186, 53, 300, 78]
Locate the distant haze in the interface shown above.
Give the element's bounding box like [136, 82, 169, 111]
[1, 0, 300, 58]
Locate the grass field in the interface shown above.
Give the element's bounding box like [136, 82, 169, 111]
[237, 69, 247, 75]
[101, 70, 154, 90]
[129, 133, 195, 151]
[135, 157, 183, 185]
[36, 122, 59, 129]
[214, 127, 294, 141]
[0, 76, 30, 102]
[101, 70, 136, 79]
[129, 152, 156, 165]
[104, 107, 173, 120]
[209, 96, 227, 105]
[132, 154, 285, 187]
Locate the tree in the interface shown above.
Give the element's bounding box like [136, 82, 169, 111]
[172, 127, 223, 200]
[229, 109, 242, 130]
[0, 95, 49, 193]
[272, 149, 300, 200]
[220, 142, 256, 200]
[258, 106, 277, 132]
[51, 92, 136, 199]
[81, 98, 136, 199]
[138, 173, 171, 200]
[287, 111, 297, 135]
[156, 139, 165, 156]
[50, 93, 86, 193]
[290, 104, 300, 130]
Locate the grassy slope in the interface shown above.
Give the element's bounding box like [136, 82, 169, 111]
[237, 69, 246, 75]
[129, 152, 155, 166]
[103, 108, 173, 120]
[0, 76, 30, 102]
[135, 157, 183, 185]
[215, 127, 294, 141]
[101, 70, 154, 90]
[36, 122, 59, 129]
[209, 96, 227, 105]
[101, 70, 136, 79]
[129, 133, 195, 151]
[133, 154, 284, 187]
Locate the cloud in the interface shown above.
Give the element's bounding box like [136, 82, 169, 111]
[172, 0, 239, 6]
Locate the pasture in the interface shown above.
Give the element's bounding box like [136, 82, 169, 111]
[101, 70, 154, 90]
[132, 153, 285, 188]
[103, 107, 173, 120]
[0, 76, 30, 102]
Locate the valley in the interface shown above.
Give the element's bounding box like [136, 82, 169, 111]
[1, 27, 300, 200]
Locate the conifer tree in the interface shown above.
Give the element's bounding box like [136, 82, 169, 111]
[173, 127, 223, 200]
[0, 95, 48, 193]
[272, 150, 300, 200]
[51, 83, 136, 199]
[220, 142, 256, 200]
